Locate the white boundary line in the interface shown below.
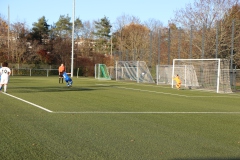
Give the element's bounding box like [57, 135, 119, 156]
[80, 77, 240, 95]
[54, 111, 240, 114]
[118, 86, 240, 98]
[117, 86, 188, 97]
[3, 92, 53, 113]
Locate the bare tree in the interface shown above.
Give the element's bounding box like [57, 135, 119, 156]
[144, 19, 163, 32]
[171, 0, 239, 29]
[169, 0, 240, 63]
[10, 21, 30, 63]
[144, 19, 164, 65]
[0, 16, 9, 61]
[114, 14, 141, 32]
[74, 20, 95, 57]
[219, 4, 240, 67]
[114, 22, 150, 61]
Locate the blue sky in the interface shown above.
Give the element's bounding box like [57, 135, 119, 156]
[0, 0, 193, 28]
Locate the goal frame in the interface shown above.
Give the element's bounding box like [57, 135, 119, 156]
[172, 59, 221, 93]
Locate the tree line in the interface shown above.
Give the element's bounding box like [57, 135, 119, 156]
[0, 0, 240, 76]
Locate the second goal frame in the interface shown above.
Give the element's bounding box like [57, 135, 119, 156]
[172, 58, 231, 93]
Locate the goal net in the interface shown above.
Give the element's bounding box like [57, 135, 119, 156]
[95, 64, 111, 80]
[156, 65, 199, 86]
[115, 61, 155, 83]
[171, 59, 232, 93]
[156, 65, 176, 84]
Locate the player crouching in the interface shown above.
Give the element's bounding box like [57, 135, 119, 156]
[63, 72, 73, 87]
[173, 74, 181, 90]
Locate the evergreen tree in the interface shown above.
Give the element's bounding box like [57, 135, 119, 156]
[94, 16, 112, 53]
[31, 16, 50, 43]
[54, 15, 72, 38]
[74, 17, 83, 38]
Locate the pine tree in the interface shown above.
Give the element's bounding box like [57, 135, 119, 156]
[32, 16, 50, 43]
[94, 16, 112, 54]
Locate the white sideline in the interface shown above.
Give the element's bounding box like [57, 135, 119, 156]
[2, 92, 53, 113]
[54, 111, 240, 114]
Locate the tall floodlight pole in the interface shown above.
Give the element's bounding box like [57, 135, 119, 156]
[71, 0, 75, 77]
[230, 19, 235, 88]
[8, 5, 10, 60]
[110, 34, 112, 56]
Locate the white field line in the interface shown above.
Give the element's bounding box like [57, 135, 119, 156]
[2, 92, 53, 113]
[53, 111, 240, 114]
[96, 84, 239, 98]
[84, 78, 240, 96]
[116, 87, 240, 98]
[117, 86, 187, 97]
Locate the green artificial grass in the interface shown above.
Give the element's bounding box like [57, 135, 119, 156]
[1, 76, 240, 159]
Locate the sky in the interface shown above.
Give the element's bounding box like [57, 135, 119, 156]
[0, 0, 193, 29]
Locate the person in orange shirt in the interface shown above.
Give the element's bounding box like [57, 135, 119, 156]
[173, 74, 181, 90]
[58, 63, 65, 83]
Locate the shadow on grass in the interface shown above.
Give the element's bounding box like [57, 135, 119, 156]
[9, 86, 96, 93]
[9, 84, 116, 93]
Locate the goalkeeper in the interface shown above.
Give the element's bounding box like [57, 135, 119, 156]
[63, 72, 73, 87]
[173, 74, 181, 90]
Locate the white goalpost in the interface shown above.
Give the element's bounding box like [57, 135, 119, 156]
[171, 59, 232, 93]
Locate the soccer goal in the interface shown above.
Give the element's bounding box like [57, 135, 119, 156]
[115, 61, 155, 83]
[171, 59, 232, 93]
[95, 64, 111, 80]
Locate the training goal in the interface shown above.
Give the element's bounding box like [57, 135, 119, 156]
[115, 61, 155, 83]
[170, 59, 232, 93]
[95, 64, 111, 80]
[156, 65, 175, 85]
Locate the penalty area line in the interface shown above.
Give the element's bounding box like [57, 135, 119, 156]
[3, 92, 53, 113]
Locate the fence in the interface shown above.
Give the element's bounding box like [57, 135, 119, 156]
[7, 66, 240, 92]
[113, 20, 240, 71]
[233, 69, 240, 91]
[9, 63, 59, 69]
[11, 69, 58, 77]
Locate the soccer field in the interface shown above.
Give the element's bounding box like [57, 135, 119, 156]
[1, 76, 240, 159]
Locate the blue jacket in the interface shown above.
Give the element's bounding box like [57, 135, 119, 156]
[63, 72, 72, 82]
